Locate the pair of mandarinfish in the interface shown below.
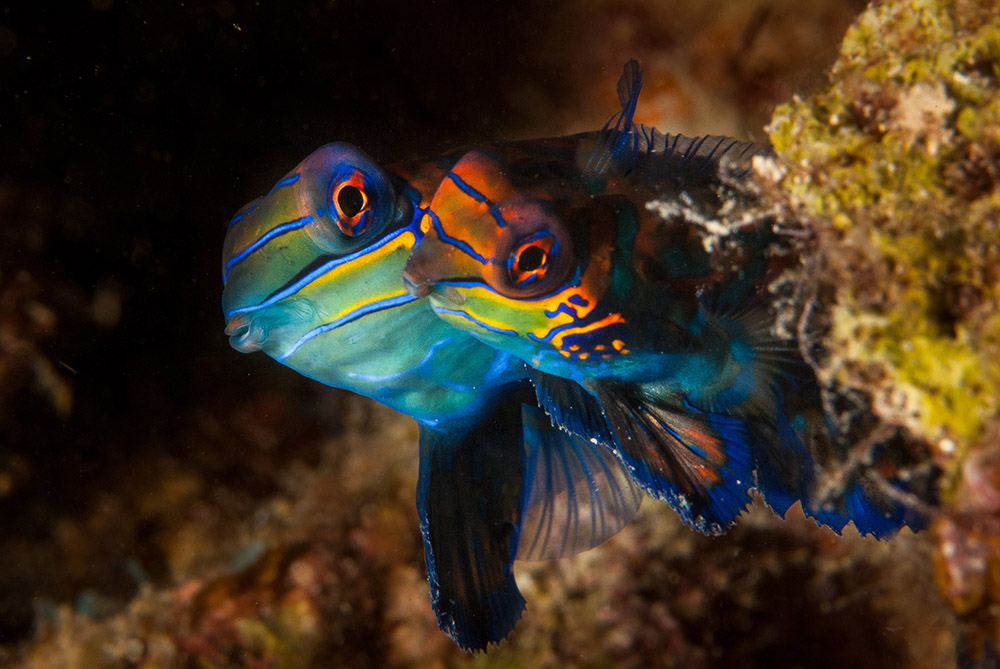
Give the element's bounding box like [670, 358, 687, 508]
[221, 61, 928, 651]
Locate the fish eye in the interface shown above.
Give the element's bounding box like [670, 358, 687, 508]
[301, 143, 397, 254]
[508, 232, 556, 286]
[488, 199, 573, 298]
[331, 175, 371, 236]
[517, 245, 546, 272]
[336, 184, 366, 218]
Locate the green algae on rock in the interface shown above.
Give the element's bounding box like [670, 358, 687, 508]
[768, 0, 1000, 462]
[765, 0, 1000, 659]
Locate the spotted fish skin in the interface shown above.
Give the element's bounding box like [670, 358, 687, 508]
[221, 143, 644, 651]
[402, 61, 930, 538]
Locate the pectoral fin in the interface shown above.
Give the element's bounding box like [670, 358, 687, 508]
[517, 404, 643, 561]
[530, 369, 616, 446]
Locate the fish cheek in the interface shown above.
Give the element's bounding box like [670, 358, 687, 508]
[435, 240, 489, 290]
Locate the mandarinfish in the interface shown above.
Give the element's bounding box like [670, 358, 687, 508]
[402, 61, 929, 540]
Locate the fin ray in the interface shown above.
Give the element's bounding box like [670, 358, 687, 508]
[517, 404, 643, 561]
[530, 369, 616, 445]
[595, 384, 755, 535]
[585, 60, 643, 174]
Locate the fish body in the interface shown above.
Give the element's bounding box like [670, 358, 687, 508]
[222, 142, 642, 650]
[403, 140, 771, 397]
[400, 76, 782, 533]
[403, 62, 928, 537]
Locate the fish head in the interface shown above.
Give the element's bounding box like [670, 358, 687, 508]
[221, 142, 416, 369]
[403, 149, 622, 366]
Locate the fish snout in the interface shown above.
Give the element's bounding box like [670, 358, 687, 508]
[225, 312, 267, 353]
[402, 256, 467, 306]
[401, 268, 432, 298]
[402, 246, 441, 298]
[403, 236, 469, 306]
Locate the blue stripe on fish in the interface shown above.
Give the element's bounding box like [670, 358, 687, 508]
[436, 264, 587, 305]
[434, 307, 519, 337]
[423, 208, 492, 265]
[268, 173, 300, 193]
[447, 172, 490, 205]
[279, 292, 420, 359]
[227, 225, 414, 318]
[544, 303, 580, 319]
[446, 172, 508, 228]
[223, 215, 314, 282]
[228, 203, 259, 228]
[525, 318, 583, 344]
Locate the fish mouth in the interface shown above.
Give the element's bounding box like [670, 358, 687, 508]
[225, 312, 267, 353]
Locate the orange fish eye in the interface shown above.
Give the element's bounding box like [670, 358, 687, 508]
[508, 233, 556, 286]
[332, 177, 370, 236]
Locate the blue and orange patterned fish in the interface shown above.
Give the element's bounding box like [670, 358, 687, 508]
[402, 61, 929, 538]
[222, 60, 929, 651]
[221, 143, 644, 650]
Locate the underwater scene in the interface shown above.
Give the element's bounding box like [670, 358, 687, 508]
[2, 0, 999, 666]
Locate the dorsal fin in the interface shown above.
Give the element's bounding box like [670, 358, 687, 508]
[583, 61, 772, 183]
[637, 130, 771, 183]
[585, 60, 643, 175]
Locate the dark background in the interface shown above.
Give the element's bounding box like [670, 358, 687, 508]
[1, 3, 582, 640]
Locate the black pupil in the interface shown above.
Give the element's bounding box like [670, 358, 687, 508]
[517, 245, 546, 273]
[338, 185, 365, 217]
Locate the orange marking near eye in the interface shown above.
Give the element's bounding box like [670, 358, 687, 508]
[510, 234, 555, 286]
[420, 214, 432, 234]
[551, 312, 626, 354]
[450, 152, 519, 202]
[331, 170, 372, 236]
